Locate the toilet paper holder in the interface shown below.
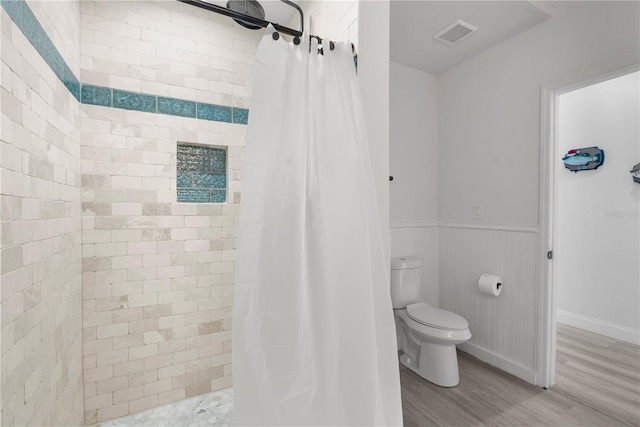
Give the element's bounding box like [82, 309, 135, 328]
[478, 274, 503, 296]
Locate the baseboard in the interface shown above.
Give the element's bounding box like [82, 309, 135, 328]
[556, 310, 640, 345]
[458, 342, 538, 385]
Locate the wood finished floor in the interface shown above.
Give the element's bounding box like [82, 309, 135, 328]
[401, 324, 640, 426]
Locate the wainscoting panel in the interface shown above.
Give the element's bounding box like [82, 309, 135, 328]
[438, 226, 539, 375]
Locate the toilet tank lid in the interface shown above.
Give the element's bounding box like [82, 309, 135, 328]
[391, 256, 423, 270]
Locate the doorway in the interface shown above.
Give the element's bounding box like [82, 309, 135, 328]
[554, 71, 639, 343]
[538, 62, 640, 388]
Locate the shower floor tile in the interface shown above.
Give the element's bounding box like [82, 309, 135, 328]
[97, 388, 233, 427]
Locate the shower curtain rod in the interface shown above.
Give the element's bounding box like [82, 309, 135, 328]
[177, 0, 304, 38]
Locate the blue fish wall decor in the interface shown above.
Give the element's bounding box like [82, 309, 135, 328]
[562, 146, 605, 172]
[631, 162, 640, 184]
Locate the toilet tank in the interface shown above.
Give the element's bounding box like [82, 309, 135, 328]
[390, 256, 423, 309]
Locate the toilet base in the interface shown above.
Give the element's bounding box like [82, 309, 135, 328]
[400, 341, 460, 387]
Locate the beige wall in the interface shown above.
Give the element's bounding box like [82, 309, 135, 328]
[79, 1, 259, 423]
[1, 1, 84, 425]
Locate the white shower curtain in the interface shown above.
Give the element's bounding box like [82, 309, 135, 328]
[233, 28, 402, 426]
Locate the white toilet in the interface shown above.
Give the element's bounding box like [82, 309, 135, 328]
[391, 256, 472, 387]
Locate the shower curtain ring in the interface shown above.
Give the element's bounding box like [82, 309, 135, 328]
[272, 32, 280, 41]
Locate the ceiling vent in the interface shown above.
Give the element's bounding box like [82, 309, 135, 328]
[433, 20, 478, 46]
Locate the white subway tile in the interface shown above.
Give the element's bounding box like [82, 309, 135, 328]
[127, 293, 158, 308]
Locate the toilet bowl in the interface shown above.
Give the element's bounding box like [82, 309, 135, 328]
[391, 257, 472, 387]
[394, 302, 471, 387]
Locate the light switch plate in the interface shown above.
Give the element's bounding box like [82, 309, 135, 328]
[473, 204, 484, 219]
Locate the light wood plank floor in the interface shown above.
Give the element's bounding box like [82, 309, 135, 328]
[401, 324, 640, 426]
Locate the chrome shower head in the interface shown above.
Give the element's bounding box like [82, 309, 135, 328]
[226, 0, 265, 30]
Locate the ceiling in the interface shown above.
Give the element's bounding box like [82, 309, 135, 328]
[390, 1, 552, 75]
[199, 0, 555, 76]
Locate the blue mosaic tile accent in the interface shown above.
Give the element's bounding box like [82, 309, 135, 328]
[212, 159, 226, 173]
[197, 103, 232, 123]
[176, 188, 227, 203]
[233, 108, 249, 125]
[62, 63, 81, 100]
[2, 0, 248, 122]
[113, 89, 156, 113]
[212, 189, 226, 203]
[177, 145, 227, 203]
[21, 4, 47, 56]
[212, 174, 226, 188]
[158, 97, 196, 118]
[177, 189, 211, 203]
[81, 85, 112, 107]
[192, 173, 227, 188]
[177, 172, 191, 188]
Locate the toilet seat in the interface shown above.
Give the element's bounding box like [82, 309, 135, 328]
[406, 303, 469, 330]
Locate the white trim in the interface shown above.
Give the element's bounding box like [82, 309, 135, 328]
[437, 223, 539, 234]
[557, 311, 640, 346]
[390, 222, 438, 229]
[537, 86, 557, 388]
[389, 222, 538, 233]
[458, 343, 538, 385]
[544, 57, 640, 94]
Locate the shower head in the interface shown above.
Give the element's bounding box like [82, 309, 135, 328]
[226, 0, 265, 30]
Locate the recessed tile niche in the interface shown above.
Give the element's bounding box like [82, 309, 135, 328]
[177, 144, 227, 203]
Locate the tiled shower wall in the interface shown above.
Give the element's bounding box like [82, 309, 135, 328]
[4, 0, 359, 424]
[1, 0, 84, 425]
[79, 1, 258, 423]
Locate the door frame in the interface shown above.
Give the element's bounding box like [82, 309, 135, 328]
[537, 57, 639, 388]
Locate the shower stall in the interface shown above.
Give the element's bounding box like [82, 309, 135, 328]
[0, 0, 393, 425]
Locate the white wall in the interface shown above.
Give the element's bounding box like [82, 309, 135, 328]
[389, 62, 439, 304]
[436, 1, 639, 383]
[390, 63, 438, 224]
[294, 0, 358, 47]
[359, 0, 391, 263]
[438, 2, 639, 228]
[556, 71, 640, 344]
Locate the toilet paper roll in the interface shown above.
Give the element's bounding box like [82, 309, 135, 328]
[478, 274, 502, 296]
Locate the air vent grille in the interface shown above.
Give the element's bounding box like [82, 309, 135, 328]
[433, 20, 478, 45]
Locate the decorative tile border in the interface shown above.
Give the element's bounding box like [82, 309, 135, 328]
[197, 103, 233, 123]
[113, 89, 156, 113]
[1, 0, 249, 125]
[2, 0, 81, 100]
[80, 84, 249, 124]
[232, 107, 249, 125]
[80, 84, 111, 107]
[158, 96, 196, 118]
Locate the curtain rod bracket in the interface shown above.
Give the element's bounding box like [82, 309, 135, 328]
[177, 0, 304, 38]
